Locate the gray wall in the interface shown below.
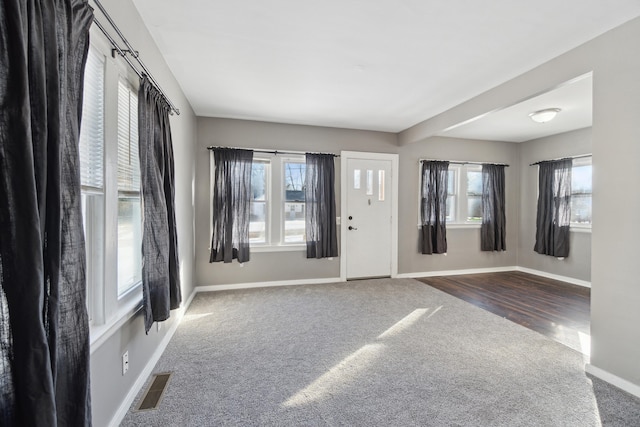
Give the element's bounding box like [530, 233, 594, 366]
[195, 118, 398, 286]
[89, 1, 197, 426]
[518, 128, 592, 281]
[590, 18, 640, 387]
[400, 15, 640, 395]
[397, 136, 519, 274]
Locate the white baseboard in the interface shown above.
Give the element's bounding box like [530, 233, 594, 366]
[585, 364, 640, 399]
[196, 277, 342, 293]
[108, 289, 198, 427]
[515, 266, 591, 288]
[396, 266, 517, 279]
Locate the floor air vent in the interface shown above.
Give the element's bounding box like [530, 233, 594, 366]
[137, 372, 172, 411]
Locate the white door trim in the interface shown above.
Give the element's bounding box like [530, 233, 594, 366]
[340, 151, 399, 281]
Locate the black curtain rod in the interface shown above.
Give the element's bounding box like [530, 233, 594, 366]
[529, 153, 591, 166]
[207, 146, 339, 157]
[421, 159, 509, 167]
[91, 0, 180, 116]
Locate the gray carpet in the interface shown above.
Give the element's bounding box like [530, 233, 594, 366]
[121, 278, 640, 426]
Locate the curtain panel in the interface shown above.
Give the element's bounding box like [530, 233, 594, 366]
[481, 164, 506, 251]
[420, 161, 449, 254]
[534, 159, 572, 257]
[210, 148, 253, 263]
[0, 0, 93, 425]
[305, 153, 338, 258]
[138, 77, 182, 334]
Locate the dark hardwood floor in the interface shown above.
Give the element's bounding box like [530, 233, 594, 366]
[416, 271, 591, 355]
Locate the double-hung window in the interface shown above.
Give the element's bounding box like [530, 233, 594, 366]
[434, 164, 482, 225]
[570, 157, 592, 227]
[465, 166, 482, 222]
[214, 153, 306, 250]
[250, 159, 269, 244]
[116, 80, 142, 296]
[79, 46, 105, 324]
[78, 29, 144, 343]
[419, 163, 483, 226]
[283, 159, 306, 243]
[445, 167, 457, 222]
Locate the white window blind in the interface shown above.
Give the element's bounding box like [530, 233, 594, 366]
[117, 81, 140, 192]
[79, 47, 104, 189]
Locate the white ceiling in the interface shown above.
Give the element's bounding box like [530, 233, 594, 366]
[132, 1, 640, 135]
[440, 73, 593, 143]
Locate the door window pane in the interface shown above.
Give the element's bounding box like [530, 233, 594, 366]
[354, 169, 361, 189]
[378, 170, 385, 201]
[366, 170, 373, 195]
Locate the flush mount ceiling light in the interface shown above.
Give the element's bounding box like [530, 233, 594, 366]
[529, 108, 561, 123]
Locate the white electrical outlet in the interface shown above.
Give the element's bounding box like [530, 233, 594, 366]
[122, 351, 129, 375]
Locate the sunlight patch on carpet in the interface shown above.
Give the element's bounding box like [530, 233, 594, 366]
[181, 313, 213, 322]
[282, 343, 385, 407]
[377, 308, 429, 339]
[427, 305, 443, 319]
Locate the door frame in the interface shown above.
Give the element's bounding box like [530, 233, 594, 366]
[340, 151, 399, 281]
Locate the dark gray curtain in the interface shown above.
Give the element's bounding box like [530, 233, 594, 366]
[305, 153, 338, 258]
[420, 161, 449, 254]
[481, 164, 506, 251]
[0, 1, 93, 425]
[210, 148, 254, 263]
[138, 77, 181, 334]
[534, 159, 572, 257]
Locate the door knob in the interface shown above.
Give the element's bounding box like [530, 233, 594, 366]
[348, 226, 357, 230]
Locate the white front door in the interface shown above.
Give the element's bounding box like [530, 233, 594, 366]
[344, 157, 393, 279]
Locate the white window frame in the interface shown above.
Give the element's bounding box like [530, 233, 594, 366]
[463, 164, 483, 224]
[570, 157, 592, 231]
[80, 44, 106, 327]
[84, 27, 144, 350]
[209, 152, 306, 253]
[417, 163, 483, 228]
[281, 157, 306, 245]
[116, 78, 143, 298]
[249, 156, 272, 246]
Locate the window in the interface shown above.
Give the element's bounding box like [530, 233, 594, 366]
[283, 160, 306, 243]
[446, 168, 457, 222]
[212, 153, 306, 249]
[418, 163, 484, 226]
[571, 158, 592, 226]
[117, 80, 142, 296]
[79, 30, 146, 342]
[79, 46, 105, 324]
[250, 160, 269, 244]
[466, 166, 482, 222]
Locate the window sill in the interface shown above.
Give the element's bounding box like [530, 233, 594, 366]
[90, 294, 143, 354]
[448, 223, 482, 229]
[416, 223, 481, 229]
[570, 225, 592, 233]
[251, 244, 306, 253]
